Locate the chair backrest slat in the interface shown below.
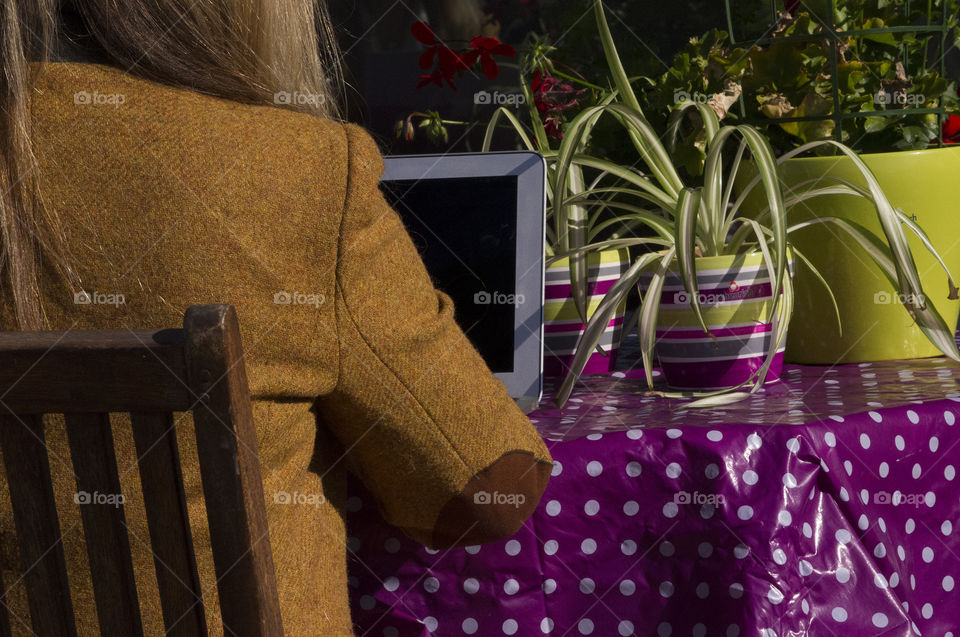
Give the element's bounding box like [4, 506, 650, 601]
[183, 307, 283, 636]
[0, 415, 77, 637]
[0, 305, 283, 636]
[0, 329, 191, 416]
[129, 411, 207, 637]
[64, 412, 144, 637]
[0, 563, 15, 637]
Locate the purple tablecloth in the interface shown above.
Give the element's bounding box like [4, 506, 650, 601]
[347, 353, 960, 636]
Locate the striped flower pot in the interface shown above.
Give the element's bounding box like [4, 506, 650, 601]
[639, 251, 791, 390]
[543, 248, 631, 378]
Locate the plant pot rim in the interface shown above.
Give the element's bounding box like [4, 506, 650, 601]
[645, 246, 793, 271]
[779, 144, 960, 164]
[546, 246, 631, 268]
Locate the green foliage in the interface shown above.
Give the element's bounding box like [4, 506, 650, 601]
[483, 0, 959, 407]
[638, 0, 960, 158]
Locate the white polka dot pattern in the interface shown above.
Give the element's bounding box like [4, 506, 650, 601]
[348, 357, 960, 636]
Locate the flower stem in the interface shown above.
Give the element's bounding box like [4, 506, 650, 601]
[551, 69, 606, 91]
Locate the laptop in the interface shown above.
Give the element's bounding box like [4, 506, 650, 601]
[380, 151, 546, 412]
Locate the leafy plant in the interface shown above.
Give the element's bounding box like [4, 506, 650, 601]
[483, 0, 960, 408]
[639, 0, 960, 163]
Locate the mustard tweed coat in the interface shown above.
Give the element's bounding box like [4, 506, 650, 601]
[0, 63, 552, 636]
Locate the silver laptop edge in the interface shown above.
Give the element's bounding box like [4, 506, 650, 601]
[381, 151, 546, 410]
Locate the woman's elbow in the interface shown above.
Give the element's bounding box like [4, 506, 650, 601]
[429, 451, 552, 549]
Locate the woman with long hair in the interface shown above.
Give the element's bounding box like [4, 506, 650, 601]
[0, 1, 551, 634]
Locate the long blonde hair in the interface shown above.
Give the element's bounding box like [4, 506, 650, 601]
[1, 0, 343, 329]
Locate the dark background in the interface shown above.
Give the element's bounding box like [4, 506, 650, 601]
[328, 0, 960, 153]
[329, 0, 742, 152]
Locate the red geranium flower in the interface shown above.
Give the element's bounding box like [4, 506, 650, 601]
[417, 68, 457, 90]
[461, 36, 517, 79]
[944, 115, 960, 144]
[411, 22, 516, 89]
[531, 70, 582, 114]
[411, 22, 435, 44]
[412, 22, 461, 78]
[530, 69, 587, 140]
[943, 86, 960, 144]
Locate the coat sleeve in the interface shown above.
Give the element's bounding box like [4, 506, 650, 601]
[313, 123, 552, 548]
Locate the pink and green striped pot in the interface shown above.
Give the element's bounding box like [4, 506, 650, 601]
[639, 250, 791, 390]
[543, 248, 631, 378]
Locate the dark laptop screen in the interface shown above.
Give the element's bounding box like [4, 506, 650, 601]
[380, 176, 519, 373]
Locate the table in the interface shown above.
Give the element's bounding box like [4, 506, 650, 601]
[347, 346, 960, 636]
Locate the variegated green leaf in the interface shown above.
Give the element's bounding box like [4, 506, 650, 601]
[570, 155, 676, 212]
[639, 248, 677, 388]
[674, 187, 710, 335]
[553, 250, 665, 406]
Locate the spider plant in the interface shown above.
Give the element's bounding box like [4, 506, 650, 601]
[484, 0, 959, 408]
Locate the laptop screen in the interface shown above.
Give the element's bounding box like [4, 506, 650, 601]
[380, 176, 519, 373]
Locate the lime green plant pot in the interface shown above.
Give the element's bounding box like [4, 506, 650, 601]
[743, 146, 960, 364]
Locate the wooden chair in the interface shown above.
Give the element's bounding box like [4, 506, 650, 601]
[0, 305, 283, 636]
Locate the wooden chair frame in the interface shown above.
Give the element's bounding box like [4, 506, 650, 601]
[0, 305, 283, 636]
